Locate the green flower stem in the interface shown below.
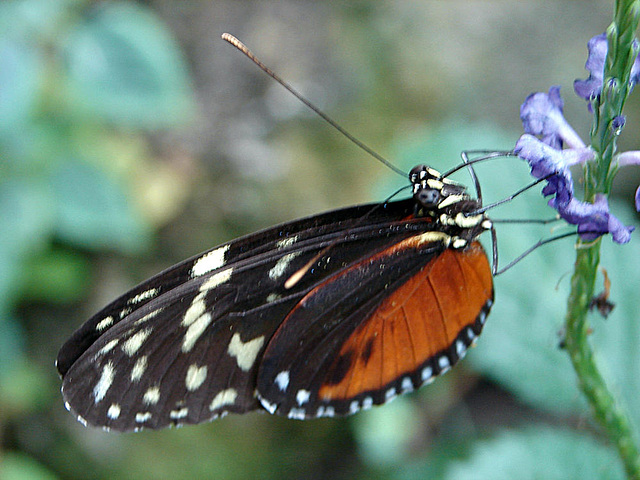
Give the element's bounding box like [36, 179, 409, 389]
[565, 0, 640, 478]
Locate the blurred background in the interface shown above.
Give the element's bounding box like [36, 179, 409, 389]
[1, 1, 639, 479]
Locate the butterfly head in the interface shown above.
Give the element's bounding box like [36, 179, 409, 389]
[409, 165, 469, 210]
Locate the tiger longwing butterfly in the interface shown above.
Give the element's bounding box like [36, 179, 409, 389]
[56, 35, 495, 432]
[56, 163, 494, 431]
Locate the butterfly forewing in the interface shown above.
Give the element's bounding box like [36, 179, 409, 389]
[58, 199, 490, 431]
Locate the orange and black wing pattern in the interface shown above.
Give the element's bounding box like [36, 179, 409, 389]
[257, 238, 492, 418]
[57, 166, 494, 431]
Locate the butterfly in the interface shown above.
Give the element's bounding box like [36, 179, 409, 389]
[56, 161, 494, 432]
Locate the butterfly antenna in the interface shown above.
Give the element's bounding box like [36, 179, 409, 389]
[222, 33, 406, 178]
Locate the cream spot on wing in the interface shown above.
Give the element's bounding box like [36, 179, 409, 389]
[134, 308, 163, 325]
[191, 245, 229, 277]
[200, 268, 233, 291]
[136, 412, 152, 423]
[121, 328, 152, 356]
[170, 407, 188, 420]
[107, 403, 121, 419]
[185, 364, 208, 391]
[275, 371, 290, 392]
[96, 339, 119, 357]
[182, 294, 206, 327]
[96, 316, 114, 332]
[127, 287, 159, 305]
[131, 355, 148, 382]
[227, 333, 264, 371]
[143, 386, 160, 405]
[268, 252, 301, 280]
[182, 312, 213, 353]
[296, 389, 310, 406]
[209, 388, 238, 411]
[93, 362, 115, 403]
[276, 236, 298, 249]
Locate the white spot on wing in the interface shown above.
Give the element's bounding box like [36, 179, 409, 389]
[170, 407, 189, 420]
[276, 236, 298, 249]
[259, 396, 278, 414]
[275, 371, 290, 392]
[201, 268, 233, 291]
[182, 294, 206, 328]
[93, 362, 115, 403]
[401, 377, 413, 392]
[185, 364, 208, 391]
[128, 287, 159, 305]
[96, 339, 119, 357]
[421, 366, 433, 382]
[227, 333, 265, 371]
[134, 308, 163, 326]
[121, 328, 153, 356]
[296, 389, 310, 406]
[96, 316, 114, 332]
[362, 397, 373, 410]
[209, 388, 238, 411]
[107, 403, 121, 419]
[131, 355, 148, 382]
[349, 400, 359, 414]
[268, 252, 301, 280]
[266, 293, 281, 303]
[288, 408, 306, 419]
[438, 355, 451, 372]
[191, 245, 229, 277]
[182, 312, 213, 353]
[143, 386, 160, 405]
[385, 388, 397, 402]
[136, 412, 152, 423]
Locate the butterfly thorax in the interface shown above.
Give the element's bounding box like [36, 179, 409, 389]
[409, 164, 491, 249]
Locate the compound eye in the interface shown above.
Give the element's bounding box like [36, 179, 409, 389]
[416, 188, 440, 207]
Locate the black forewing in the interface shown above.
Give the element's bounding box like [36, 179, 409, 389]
[58, 199, 450, 431]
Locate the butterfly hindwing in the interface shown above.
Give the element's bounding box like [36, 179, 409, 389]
[256, 240, 493, 419]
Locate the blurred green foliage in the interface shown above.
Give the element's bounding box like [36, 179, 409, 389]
[1, 1, 639, 479]
[0, 0, 194, 477]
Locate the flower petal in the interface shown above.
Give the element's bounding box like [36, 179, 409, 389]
[574, 33, 607, 104]
[514, 134, 574, 205]
[520, 87, 585, 149]
[574, 33, 640, 109]
[635, 186, 640, 212]
[514, 135, 632, 243]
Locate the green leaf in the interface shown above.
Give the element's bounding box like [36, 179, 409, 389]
[63, 1, 194, 128]
[0, 178, 54, 300]
[0, 39, 41, 133]
[50, 160, 150, 254]
[443, 426, 624, 480]
[0, 311, 25, 376]
[0, 452, 59, 480]
[18, 247, 90, 304]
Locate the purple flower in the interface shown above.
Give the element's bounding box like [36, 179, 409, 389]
[514, 134, 633, 244]
[574, 33, 640, 108]
[520, 86, 585, 149]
